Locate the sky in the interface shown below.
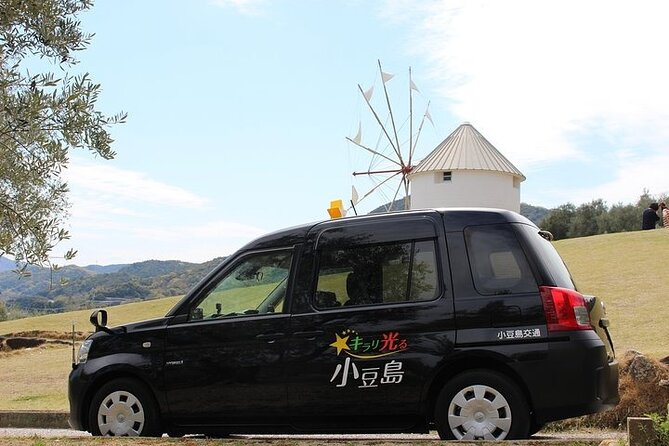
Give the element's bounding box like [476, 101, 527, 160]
[49, 0, 669, 266]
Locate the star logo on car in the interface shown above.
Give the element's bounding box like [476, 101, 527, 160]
[329, 333, 350, 355]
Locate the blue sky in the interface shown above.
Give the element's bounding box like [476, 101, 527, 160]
[56, 0, 669, 265]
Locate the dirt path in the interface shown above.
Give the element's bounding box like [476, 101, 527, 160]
[0, 428, 626, 445]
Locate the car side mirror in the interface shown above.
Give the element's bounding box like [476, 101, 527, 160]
[89, 309, 115, 334]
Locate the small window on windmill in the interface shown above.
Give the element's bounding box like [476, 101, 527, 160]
[513, 177, 520, 189]
[443, 171, 452, 182]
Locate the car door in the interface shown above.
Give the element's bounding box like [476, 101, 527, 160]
[447, 223, 546, 340]
[163, 248, 295, 428]
[286, 214, 456, 431]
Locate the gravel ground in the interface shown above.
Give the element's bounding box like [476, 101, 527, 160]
[0, 427, 627, 441]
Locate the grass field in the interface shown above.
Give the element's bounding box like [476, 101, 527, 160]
[0, 228, 667, 411]
[0, 296, 182, 336]
[0, 297, 183, 411]
[555, 228, 669, 358]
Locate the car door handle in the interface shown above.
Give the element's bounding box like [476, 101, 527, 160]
[256, 332, 285, 343]
[293, 330, 325, 338]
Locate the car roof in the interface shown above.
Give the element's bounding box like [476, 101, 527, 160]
[239, 208, 535, 252]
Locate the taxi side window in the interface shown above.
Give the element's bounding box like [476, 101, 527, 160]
[314, 239, 439, 309]
[464, 225, 537, 296]
[189, 250, 292, 320]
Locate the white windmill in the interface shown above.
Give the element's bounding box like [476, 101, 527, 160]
[345, 60, 434, 214]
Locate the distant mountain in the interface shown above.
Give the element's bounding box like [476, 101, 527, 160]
[369, 197, 550, 225]
[520, 203, 550, 225]
[369, 197, 409, 214]
[0, 257, 227, 316]
[0, 256, 15, 272]
[82, 264, 127, 274]
[117, 260, 195, 278]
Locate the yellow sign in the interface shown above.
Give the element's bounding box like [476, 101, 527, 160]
[327, 199, 345, 219]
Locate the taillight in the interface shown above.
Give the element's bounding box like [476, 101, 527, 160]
[540, 286, 592, 332]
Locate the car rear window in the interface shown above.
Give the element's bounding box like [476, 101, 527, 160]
[515, 223, 576, 290]
[464, 224, 538, 295]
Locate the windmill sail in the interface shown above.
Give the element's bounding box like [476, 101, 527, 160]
[347, 62, 433, 213]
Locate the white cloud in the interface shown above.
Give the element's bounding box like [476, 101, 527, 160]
[60, 214, 267, 265]
[209, 0, 266, 16]
[407, 0, 669, 162]
[55, 158, 269, 265]
[562, 153, 669, 205]
[65, 158, 208, 209]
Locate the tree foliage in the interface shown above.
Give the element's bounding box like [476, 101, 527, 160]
[570, 199, 607, 237]
[541, 192, 668, 240]
[541, 203, 576, 240]
[0, 0, 125, 269]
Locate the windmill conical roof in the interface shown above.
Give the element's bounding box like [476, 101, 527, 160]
[412, 123, 525, 180]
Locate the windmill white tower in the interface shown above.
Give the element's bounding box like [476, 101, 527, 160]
[408, 122, 525, 212]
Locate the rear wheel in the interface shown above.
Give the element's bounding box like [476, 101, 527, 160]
[435, 369, 530, 440]
[88, 378, 161, 437]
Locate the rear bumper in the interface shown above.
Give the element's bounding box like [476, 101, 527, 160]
[535, 359, 619, 424]
[520, 332, 619, 424]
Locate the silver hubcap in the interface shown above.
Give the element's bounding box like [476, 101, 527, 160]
[97, 390, 145, 436]
[448, 384, 512, 440]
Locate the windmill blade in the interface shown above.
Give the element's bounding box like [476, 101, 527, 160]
[363, 86, 374, 101]
[353, 168, 403, 176]
[346, 137, 401, 167]
[351, 185, 359, 206]
[378, 60, 404, 166]
[412, 100, 431, 161]
[356, 171, 401, 204]
[386, 175, 404, 212]
[358, 84, 401, 162]
[351, 122, 362, 145]
[409, 66, 414, 167]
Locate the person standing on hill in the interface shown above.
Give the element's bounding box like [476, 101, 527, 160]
[642, 203, 660, 230]
[661, 202, 669, 228]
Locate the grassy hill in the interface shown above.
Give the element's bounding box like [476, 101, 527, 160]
[554, 228, 668, 358]
[0, 296, 182, 411]
[0, 295, 182, 335]
[0, 228, 667, 411]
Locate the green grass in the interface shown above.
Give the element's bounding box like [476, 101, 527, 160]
[0, 295, 182, 336]
[555, 228, 669, 358]
[0, 346, 74, 410]
[0, 297, 182, 411]
[0, 228, 667, 411]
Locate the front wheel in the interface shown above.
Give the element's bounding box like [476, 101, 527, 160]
[88, 378, 161, 437]
[435, 369, 530, 440]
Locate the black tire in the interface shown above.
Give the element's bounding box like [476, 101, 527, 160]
[434, 369, 530, 440]
[88, 378, 161, 437]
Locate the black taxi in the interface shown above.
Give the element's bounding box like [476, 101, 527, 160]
[68, 208, 618, 440]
